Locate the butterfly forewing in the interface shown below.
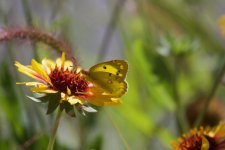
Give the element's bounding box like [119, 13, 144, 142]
[87, 60, 128, 97]
[89, 60, 128, 80]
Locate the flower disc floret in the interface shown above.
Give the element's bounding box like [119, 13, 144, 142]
[49, 67, 89, 97]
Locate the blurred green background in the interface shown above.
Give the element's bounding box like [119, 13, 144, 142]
[0, 0, 225, 149]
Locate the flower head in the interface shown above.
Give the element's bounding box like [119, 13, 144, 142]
[15, 53, 126, 115]
[172, 123, 225, 150]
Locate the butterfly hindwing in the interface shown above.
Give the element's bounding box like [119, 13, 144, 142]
[89, 72, 127, 97]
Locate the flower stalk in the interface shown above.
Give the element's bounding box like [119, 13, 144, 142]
[0, 28, 76, 65]
[195, 57, 225, 127]
[47, 108, 62, 150]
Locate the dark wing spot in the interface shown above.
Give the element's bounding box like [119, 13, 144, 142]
[116, 72, 119, 76]
[109, 73, 112, 76]
[103, 66, 107, 69]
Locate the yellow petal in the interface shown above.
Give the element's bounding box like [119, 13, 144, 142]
[31, 85, 57, 93]
[16, 82, 44, 86]
[67, 87, 71, 95]
[76, 67, 82, 74]
[31, 59, 51, 84]
[61, 52, 65, 67]
[111, 98, 121, 103]
[15, 61, 41, 81]
[64, 60, 73, 71]
[102, 98, 121, 106]
[201, 136, 209, 150]
[88, 94, 121, 106]
[68, 96, 83, 105]
[214, 123, 225, 140]
[56, 58, 62, 68]
[61, 93, 67, 100]
[56, 52, 66, 68]
[42, 58, 56, 74]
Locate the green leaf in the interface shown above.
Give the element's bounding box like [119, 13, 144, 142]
[60, 101, 76, 117]
[39, 93, 61, 103]
[26, 95, 42, 102]
[82, 105, 97, 113]
[46, 93, 61, 114]
[75, 103, 86, 116]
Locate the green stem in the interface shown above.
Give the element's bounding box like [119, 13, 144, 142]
[47, 108, 62, 150]
[172, 58, 188, 133]
[195, 58, 225, 127]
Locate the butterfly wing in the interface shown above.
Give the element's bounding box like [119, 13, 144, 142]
[89, 60, 128, 80]
[86, 60, 128, 97]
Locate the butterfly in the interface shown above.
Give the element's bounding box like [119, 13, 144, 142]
[82, 60, 128, 98]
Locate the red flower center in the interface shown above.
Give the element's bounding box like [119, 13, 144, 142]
[49, 67, 89, 97]
[178, 134, 202, 150]
[177, 134, 218, 150]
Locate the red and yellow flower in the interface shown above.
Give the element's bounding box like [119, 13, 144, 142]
[15, 53, 121, 115]
[172, 123, 225, 150]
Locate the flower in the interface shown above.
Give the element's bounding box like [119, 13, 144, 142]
[15, 53, 122, 115]
[172, 123, 225, 150]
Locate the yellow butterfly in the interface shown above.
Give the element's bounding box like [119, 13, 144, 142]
[83, 60, 128, 98]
